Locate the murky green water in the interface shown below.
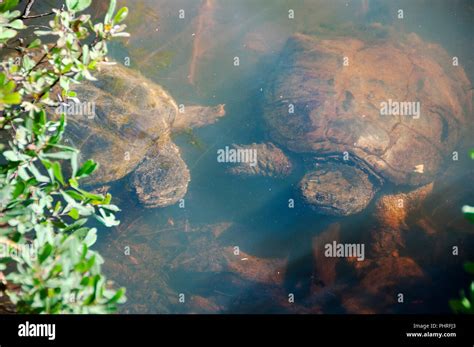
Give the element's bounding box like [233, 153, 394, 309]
[80, 0, 474, 313]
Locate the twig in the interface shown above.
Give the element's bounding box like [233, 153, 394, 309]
[23, 12, 54, 20]
[21, 0, 35, 18]
[27, 44, 57, 76]
[20, 0, 54, 20]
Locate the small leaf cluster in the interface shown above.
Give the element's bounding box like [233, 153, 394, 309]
[450, 263, 474, 314]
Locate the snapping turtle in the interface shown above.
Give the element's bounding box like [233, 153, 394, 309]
[263, 33, 472, 215]
[66, 63, 225, 208]
[300, 159, 377, 216]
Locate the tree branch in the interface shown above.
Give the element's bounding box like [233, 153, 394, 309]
[21, 0, 35, 18]
[20, 0, 54, 20]
[23, 12, 54, 20]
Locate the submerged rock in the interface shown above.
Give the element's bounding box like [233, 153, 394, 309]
[340, 255, 426, 314]
[155, 223, 289, 288]
[227, 143, 292, 178]
[359, 257, 425, 295]
[68, 63, 225, 208]
[168, 229, 287, 287]
[264, 32, 472, 215]
[312, 223, 341, 286]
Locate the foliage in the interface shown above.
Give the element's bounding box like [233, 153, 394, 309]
[450, 155, 474, 314]
[0, 0, 128, 313]
[450, 262, 474, 314]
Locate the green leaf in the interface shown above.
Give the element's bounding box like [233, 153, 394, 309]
[84, 228, 97, 247]
[0, 28, 17, 41]
[59, 76, 70, 91]
[76, 159, 98, 178]
[0, 0, 20, 11]
[53, 201, 62, 215]
[462, 205, 474, 223]
[71, 188, 103, 202]
[71, 152, 79, 178]
[449, 299, 464, 313]
[66, 0, 92, 12]
[68, 178, 79, 189]
[113, 7, 128, 24]
[65, 190, 83, 201]
[12, 181, 25, 199]
[96, 208, 120, 227]
[7, 19, 25, 30]
[52, 162, 65, 185]
[32, 110, 47, 135]
[62, 218, 88, 233]
[82, 44, 90, 65]
[2, 92, 21, 105]
[68, 208, 80, 220]
[37, 111, 47, 126]
[461, 297, 471, 310]
[101, 204, 120, 212]
[103, 193, 112, 205]
[39, 243, 53, 264]
[43, 152, 73, 160]
[105, 0, 116, 23]
[106, 287, 125, 304]
[3, 80, 15, 93]
[76, 255, 96, 273]
[28, 163, 50, 183]
[27, 38, 41, 49]
[3, 150, 20, 161]
[48, 114, 66, 145]
[464, 262, 474, 275]
[34, 30, 52, 36]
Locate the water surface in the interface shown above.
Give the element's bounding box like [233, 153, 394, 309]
[89, 0, 474, 314]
